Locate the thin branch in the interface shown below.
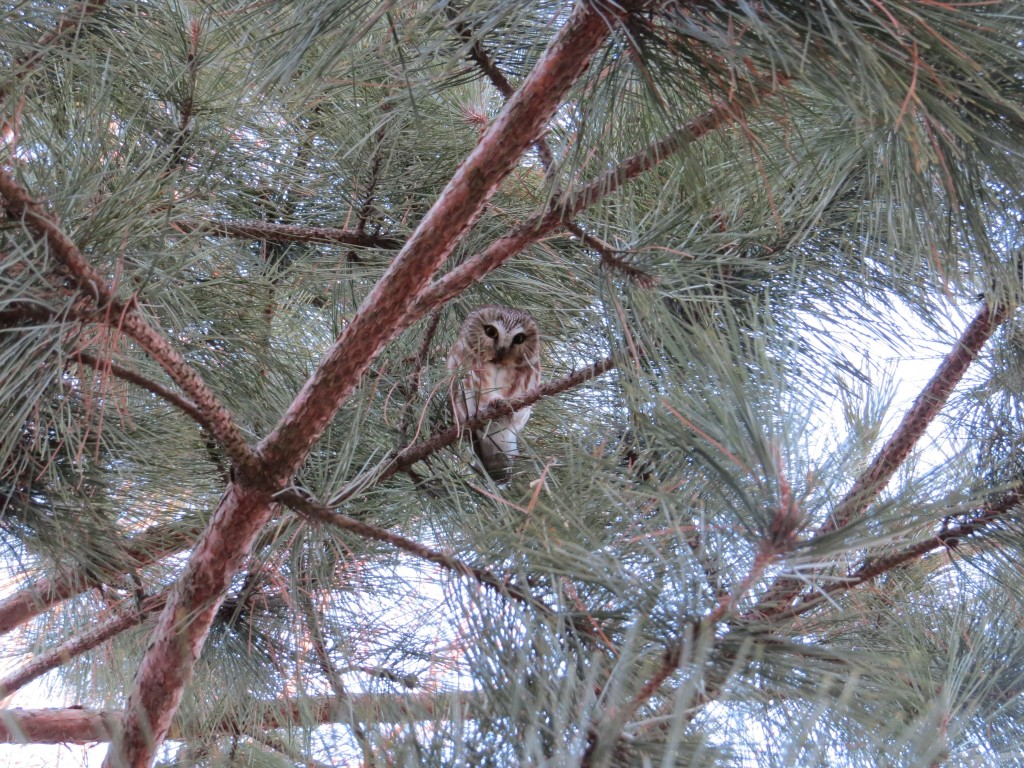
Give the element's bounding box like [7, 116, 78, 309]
[0, 520, 201, 637]
[756, 487, 1024, 623]
[388, 355, 616, 479]
[281, 488, 560, 619]
[565, 221, 657, 287]
[170, 219, 403, 249]
[0, 590, 169, 697]
[397, 309, 443, 444]
[405, 77, 781, 325]
[753, 301, 1012, 616]
[0, 168, 257, 474]
[73, 350, 209, 430]
[248, 731, 332, 768]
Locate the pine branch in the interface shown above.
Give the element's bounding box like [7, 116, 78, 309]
[279, 489, 559, 623]
[760, 486, 1024, 622]
[0, 0, 108, 103]
[247, 731, 332, 768]
[0, 169, 256, 474]
[0, 693, 485, 744]
[73, 351, 208, 430]
[453, 12, 654, 285]
[0, 520, 200, 637]
[169, 219, 403, 249]
[108, 9, 623, 765]
[0, 589, 169, 697]
[752, 301, 1012, 617]
[406, 75, 781, 323]
[389, 355, 616, 477]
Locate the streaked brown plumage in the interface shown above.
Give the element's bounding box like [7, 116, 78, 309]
[447, 304, 541, 479]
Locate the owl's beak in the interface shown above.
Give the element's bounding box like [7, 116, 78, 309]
[493, 346, 508, 362]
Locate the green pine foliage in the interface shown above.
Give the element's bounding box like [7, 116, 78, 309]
[2, 1, 1024, 766]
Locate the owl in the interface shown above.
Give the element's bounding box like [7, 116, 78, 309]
[448, 304, 542, 479]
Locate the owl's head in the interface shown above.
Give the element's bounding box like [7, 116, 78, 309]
[462, 304, 540, 365]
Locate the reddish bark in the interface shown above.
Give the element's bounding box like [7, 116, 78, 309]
[0, 521, 200, 637]
[0, 692, 482, 744]
[106, 6, 622, 766]
[256, 2, 620, 479]
[108, 485, 279, 767]
[0, 168, 255, 473]
[170, 219, 403, 249]
[753, 301, 1011, 616]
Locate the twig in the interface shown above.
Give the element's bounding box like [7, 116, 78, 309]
[248, 731, 332, 768]
[72, 350, 208, 430]
[397, 310, 443, 444]
[170, 219, 403, 249]
[279, 489, 557, 621]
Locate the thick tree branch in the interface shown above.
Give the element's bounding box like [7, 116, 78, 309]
[0, 693, 484, 744]
[0, 169, 256, 474]
[109, 9, 622, 765]
[170, 219, 403, 249]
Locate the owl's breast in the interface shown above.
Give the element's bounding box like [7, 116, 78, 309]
[475, 361, 539, 404]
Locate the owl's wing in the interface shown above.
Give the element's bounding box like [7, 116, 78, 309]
[447, 347, 475, 426]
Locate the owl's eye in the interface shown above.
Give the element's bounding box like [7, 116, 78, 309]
[483, 325, 498, 339]
[512, 333, 526, 345]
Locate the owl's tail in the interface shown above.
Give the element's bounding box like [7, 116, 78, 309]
[474, 425, 518, 481]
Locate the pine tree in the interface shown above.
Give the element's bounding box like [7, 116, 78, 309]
[2, 1, 1024, 766]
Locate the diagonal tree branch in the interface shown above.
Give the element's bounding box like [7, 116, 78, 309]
[109, 7, 623, 766]
[752, 301, 1012, 617]
[453, 13, 653, 284]
[0, 520, 201, 638]
[0, 589, 170, 698]
[755, 486, 1024, 623]
[169, 219, 403, 249]
[281, 489, 559, 621]
[0, 169, 256, 474]
[404, 75, 781, 326]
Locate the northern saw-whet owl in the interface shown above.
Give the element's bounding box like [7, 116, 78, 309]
[448, 304, 541, 479]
